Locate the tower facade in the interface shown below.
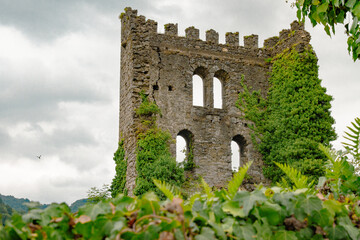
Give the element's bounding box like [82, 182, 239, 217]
[119, 8, 311, 195]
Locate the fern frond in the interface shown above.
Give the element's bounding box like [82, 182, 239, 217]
[274, 162, 312, 190]
[319, 143, 339, 164]
[227, 161, 252, 199]
[184, 193, 201, 212]
[200, 177, 214, 199]
[276, 177, 290, 189]
[342, 117, 360, 157]
[153, 179, 180, 200]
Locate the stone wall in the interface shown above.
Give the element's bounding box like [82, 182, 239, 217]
[119, 7, 312, 195]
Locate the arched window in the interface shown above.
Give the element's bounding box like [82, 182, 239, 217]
[231, 140, 240, 171]
[213, 77, 222, 109]
[231, 135, 246, 172]
[192, 74, 204, 107]
[176, 135, 187, 163]
[176, 130, 193, 164]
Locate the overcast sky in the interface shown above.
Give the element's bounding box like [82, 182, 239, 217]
[0, 0, 359, 204]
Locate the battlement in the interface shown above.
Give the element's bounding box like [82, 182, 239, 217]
[120, 7, 310, 54]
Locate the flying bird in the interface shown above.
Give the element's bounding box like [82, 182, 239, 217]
[36, 155, 41, 159]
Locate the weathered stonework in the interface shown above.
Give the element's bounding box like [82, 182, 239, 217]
[119, 8, 312, 195]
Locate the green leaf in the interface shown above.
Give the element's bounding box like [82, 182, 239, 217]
[310, 208, 334, 227]
[346, 0, 356, 8]
[323, 200, 345, 217]
[325, 25, 331, 36]
[350, 17, 359, 35]
[317, 3, 329, 13]
[235, 190, 267, 216]
[233, 223, 256, 240]
[353, 3, 360, 18]
[222, 200, 245, 217]
[337, 216, 360, 240]
[324, 225, 348, 240]
[195, 227, 217, 240]
[259, 202, 283, 225]
[273, 230, 298, 240]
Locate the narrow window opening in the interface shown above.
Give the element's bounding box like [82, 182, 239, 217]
[213, 77, 222, 109]
[176, 135, 187, 163]
[192, 74, 204, 107]
[168, 85, 173, 91]
[231, 135, 246, 172]
[231, 140, 240, 171]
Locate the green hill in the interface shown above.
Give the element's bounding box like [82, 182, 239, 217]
[0, 194, 48, 213]
[0, 198, 14, 225]
[69, 198, 88, 212]
[0, 194, 88, 214]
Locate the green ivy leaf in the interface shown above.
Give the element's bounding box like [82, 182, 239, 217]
[258, 202, 284, 226]
[324, 225, 348, 240]
[195, 227, 217, 240]
[273, 230, 298, 240]
[235, 190, 267, 216]
[222, 201, 245, 217]
[233, 223, 256, 240]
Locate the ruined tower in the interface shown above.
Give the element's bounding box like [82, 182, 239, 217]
[119, 8, 311, 195]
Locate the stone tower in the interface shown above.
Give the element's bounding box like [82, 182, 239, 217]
[119, 7, 311, 195]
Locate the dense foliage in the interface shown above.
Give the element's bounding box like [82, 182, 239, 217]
[294, 0, 360, 60]
[237, 46, 336, 182]
[110, 140, 127, 197]
[2, 147, 360, 239]
[134, 94, 184, 198]
[109, 93, 185, 198]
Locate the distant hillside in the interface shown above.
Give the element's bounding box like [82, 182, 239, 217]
[0, 194, 88, 214]
[0, 198, 14, 225]
[0, 194, 49, 213]
[69, 198, 88, 212]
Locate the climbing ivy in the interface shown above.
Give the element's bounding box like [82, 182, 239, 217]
[134, 93, 184, 199]
[237, 45, 336, 183]
[110, 139, 127, 197]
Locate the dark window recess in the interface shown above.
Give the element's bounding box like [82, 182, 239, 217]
[168, 85, 173, 91]
[153, 85, 159, 90]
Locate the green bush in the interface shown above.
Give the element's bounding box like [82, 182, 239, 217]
[110, 140, 127, 197]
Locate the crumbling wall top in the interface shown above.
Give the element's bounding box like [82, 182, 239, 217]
[120, 7, 311, 58]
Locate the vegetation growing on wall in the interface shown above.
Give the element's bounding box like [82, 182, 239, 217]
[133, 93, 184, 198]
[237, 45, 336, 182]
[110, 139, 127, 197]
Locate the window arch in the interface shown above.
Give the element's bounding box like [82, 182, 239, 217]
[231, 134, 246, 172]
[192, 74, 204, 107]
[213, 77, 222, 109]
[176, 130, 193, 164]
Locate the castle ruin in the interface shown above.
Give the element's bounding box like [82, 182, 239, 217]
[119, 8, 311, 195]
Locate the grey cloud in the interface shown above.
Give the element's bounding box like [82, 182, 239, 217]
[0, 122, 98, 162]
[0, 0, 151, 40]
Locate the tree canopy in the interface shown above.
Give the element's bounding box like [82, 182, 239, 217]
[294, 0, 360, 61]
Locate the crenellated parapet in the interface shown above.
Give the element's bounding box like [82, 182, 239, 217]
[120, 7, 311, 58]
